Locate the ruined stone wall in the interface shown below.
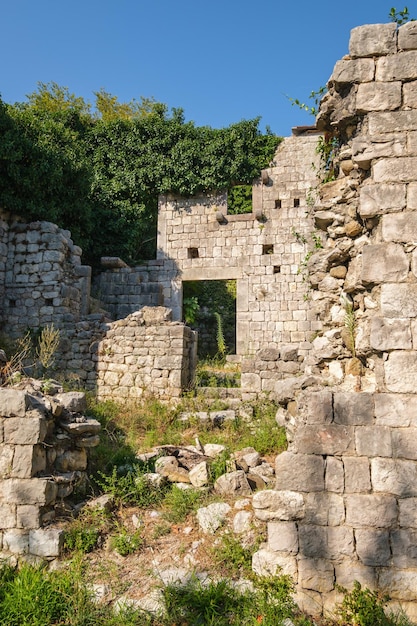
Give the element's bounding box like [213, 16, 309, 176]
[0, 387, 99, 559]
[252, 21, 417, 620]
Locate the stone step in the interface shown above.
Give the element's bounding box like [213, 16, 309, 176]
[197, 387, 242, 399]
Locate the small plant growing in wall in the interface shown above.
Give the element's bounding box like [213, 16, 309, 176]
[36, 324, 60, 374]
[343, 296, 356, 357]
[214, 312, 227, 358]
[389, 6, 414, 24]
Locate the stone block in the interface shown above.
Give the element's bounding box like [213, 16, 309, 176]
[349, 23, 397, 57]
[275, 452, 324, 492]
[252, 549, 297, 579]
[0, 445, 14, 478]
[355, 426, 392, 458]
[379, 569, 417, 601]
[331, 58, 375, 86]
[382, 212, 417, 243]
[381, 285, 417, 319]
[0, 390, 30, 417]
[376, 50, 417, 81]
[55, 449, 87, 472]
[404, 82, 417, 109]
[399, 498, 417, 527]
[370, 317, 411, 351]
[352, 135, 406, 167]
[297, 390, 333, 424]
[391, 529, 417, 567]
[359, 183, 406, 218]
[356, 82, 401, 112]
[371, 457, 417, 496]
[298, 557, 334, 593]
[0, 503, 16, 529]
[2, 478, 57, 505]
[16, 505, 41, 529]
[362, 243, 409, 285]
[343, 456, 371, 491]
[29, 528, 64, 557]
[4, 417, 47, 445]
[333, 393, 374, 426]
[374, 157, 417, 183]
[385, 351, 417, 393]
[335, 561, 377, 590]
[355, 529, 391, 566]
[325, 457, 344, 493]
[3, 529, 29, 554]
[392, 428, 417, 460]
[267, 521, 298, 554]
[299, 524, 327, 559]
[327, 526, 355, 561]
[304, 492, 345, 526]
[295, 425, 354, 456]
[398, 20, 417, 49]
[345, 494, 398, 527]
[12, 445, 46, 478]
[252, 489, 305, 522]
[369, 110, 417, 135]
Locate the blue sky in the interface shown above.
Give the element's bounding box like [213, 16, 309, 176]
[1, 1, 413, 137]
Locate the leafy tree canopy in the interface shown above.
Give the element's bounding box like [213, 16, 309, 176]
[0, 84, 281, 267]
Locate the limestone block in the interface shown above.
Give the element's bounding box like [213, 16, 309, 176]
[267, 521, 298, 554]
[196, 502, 231, 534]
[343, 255, 362, 293]
[252, 549, 297, 579]
[214, 470, 252, 496]
[298, 524, 328, 559]
[252, 489, 305, 522]
[391, 529, 417, 567]
[333, 393, 374, 426]
[362, 244, 409, 285]
[398, 20, 417, 49]
[370, 317, 412, 351]
[298, 557, 334, 593]
[392, 428, 417, 460]
[356, 82, 401, 112]
[2, 478, 57, 505]
[376, 50, 417, 81]
[0, 445, 14, 478]
[399, 498, 417, 527]
[404, 82, 417, 110]
[359, 183, 406, 218]
[0, 390, 30, 417]
[355, 528, 390, 566]
[374, 157, 417, 183]
[381, 285, 417, 320]
[12, 445, 46, 478]
[293, 588, 323, 618]
[304, 492, 345, 526]
[275, 452, 324, 492]
[325, 457, 344, 493]
[297, 390, 333, 425]
[335, 561, 377, 590]
[371, 457, 417, 496]
[61, 418, 101, 435]
[382, 212, 417, 243]
[343, 456, 371, 492]
[352, 135, 406, 167]
[295, 425, 354, 456]
[379, 569, 417, 601]
[349, 23, 397, 57]
[355, 426, 392, 458]
[0, 504, 16, 529]
[369, 110, 417, 134]
[29, 528, 64, 557]
[241, 373, 261, 392]
[327, 526, 355, 560]
[331, 58, 375, 86]
[188, 461, 209, 487]
[346, 493, 398, 527]
[3, 529, 29, 554]
[16, 505, 41, 529]
[233, 510, 252, 534]
[4, 417, 47, 445]
[55, 449, 87, 472]
[385, 351, 417, 393]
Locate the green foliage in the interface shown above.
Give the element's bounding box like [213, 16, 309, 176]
[336, 581, 392, 626]
[213, 533, 254, 578]
[96, 465, 168, 508]
[214, 312, 227, 357]
[183, 295, 200, 325]
[110, 524, 143, 556]
[64, 508, 110, 554]
[0, 86, 280, 267]
[227, 184, 253, 215]
[162, 484, 205, 523]
[315, 132, 339, 183]
[287, 86, 327, 116]
[389, 6, 414, 24]
[208, 449, 231, 483]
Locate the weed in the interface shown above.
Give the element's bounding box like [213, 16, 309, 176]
[152, 521, 172, 539]
[335, 581, 392, 626]
[212, 533, 254, 578]
[389, 6, 414, 24]
[162, 485, 205, 524]
[214, 312, 227, 358]
[64, 507, 111, 554]
[208, 449, 231, 483]
[36, 323, 60, 373]
[96, 465, 168, 508]
[110, 524, 143, 556]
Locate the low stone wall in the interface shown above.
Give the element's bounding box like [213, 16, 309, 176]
[0, 386, 100, 559]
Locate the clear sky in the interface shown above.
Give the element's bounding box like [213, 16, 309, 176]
[1, 1, 412, 137]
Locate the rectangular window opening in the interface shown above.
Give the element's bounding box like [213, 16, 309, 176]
[262, 244, 274, 255]
[9, 299, 16, 308]
[45, 298, 53, 307]
[274, 199, 282, 209]
[293, 198, 300, 207]
[273, 266, 281, 274]
[188, 248, 199, 259]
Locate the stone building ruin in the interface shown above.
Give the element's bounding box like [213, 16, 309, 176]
[1, 17, 417, 619]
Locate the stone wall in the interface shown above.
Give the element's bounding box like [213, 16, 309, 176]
[251, 20, 417, 620]
[0, 386, 99, 559]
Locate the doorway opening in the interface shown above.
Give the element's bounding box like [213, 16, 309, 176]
[182, 279, 237, 359]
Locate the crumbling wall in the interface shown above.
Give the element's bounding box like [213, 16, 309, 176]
[253, 21, 417, 620]
[0, 386, 100, 559]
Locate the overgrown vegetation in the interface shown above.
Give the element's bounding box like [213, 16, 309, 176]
[0, 85, 280, 267]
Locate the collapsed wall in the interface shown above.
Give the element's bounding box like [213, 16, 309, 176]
[252, 20, 417, 620]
